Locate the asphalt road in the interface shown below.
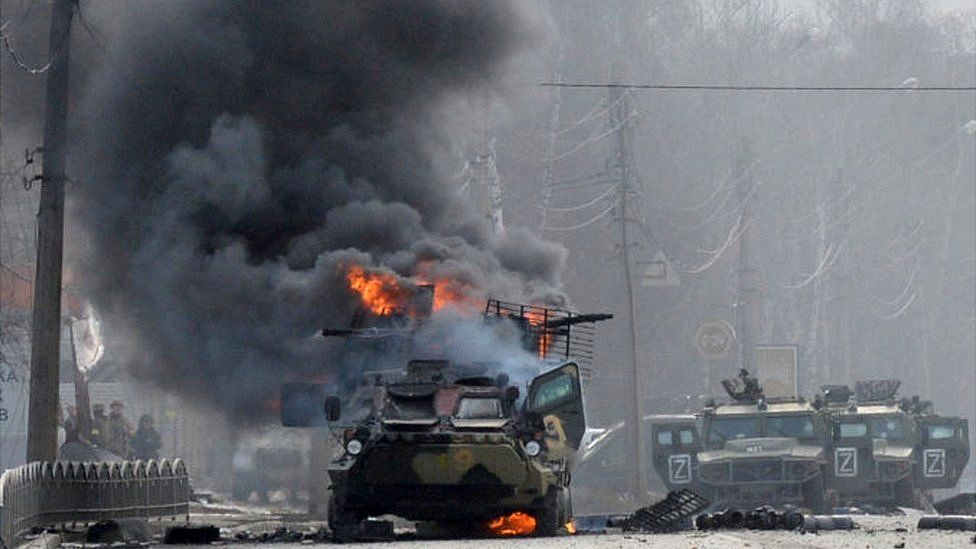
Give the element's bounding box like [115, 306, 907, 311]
[177, 513, 973, 548]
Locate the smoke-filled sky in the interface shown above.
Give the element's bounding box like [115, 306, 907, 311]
[1, 0, 974, 436]
[2, 0, 570, 421]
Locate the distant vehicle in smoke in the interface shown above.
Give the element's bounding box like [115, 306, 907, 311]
[280, 273, 611, 538]
[231, 429, 309, 505]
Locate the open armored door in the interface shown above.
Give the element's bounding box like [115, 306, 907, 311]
[915, 416, 970, 489]
[527, 362, 585, 459]
[650, 418, 701, 489]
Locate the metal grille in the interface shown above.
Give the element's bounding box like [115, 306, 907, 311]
[0, 459, 190, 546]
[731, 459, 783, 482]
[483, 300, 601, 376]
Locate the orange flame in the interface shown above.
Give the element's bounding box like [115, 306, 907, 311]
[346, 265, 412, 315]
[412, 262, 481, 313]
[345, 262, 490, 319]
[487, 512, 537, 536]
[565, 520, 577, 534]
[524, 310, 552, 360]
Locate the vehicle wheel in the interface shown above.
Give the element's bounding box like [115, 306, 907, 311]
[535, 487, 567, 536]
[560, 487, 573, 526]
[894, 478, 918, 508]
[328, 493, 361, 539]
[802, 477, 827, 513]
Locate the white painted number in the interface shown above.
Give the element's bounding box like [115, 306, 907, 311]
[834, 447, 857, 477]
[668, 454, 692, 484]
[923, 449, 946, 478]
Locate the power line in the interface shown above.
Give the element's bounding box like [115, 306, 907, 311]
[1, 30, 58, 74]
[535, 82, 976, 92]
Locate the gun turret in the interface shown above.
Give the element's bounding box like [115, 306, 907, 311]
[544, 313, 614, 329]
[722, 369, 764, 403]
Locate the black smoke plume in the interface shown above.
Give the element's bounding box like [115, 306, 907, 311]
[66, 1, 564, 422]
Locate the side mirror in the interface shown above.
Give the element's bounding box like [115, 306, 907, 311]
[325, 396, 341, 422]
[831, 422, 840, 442]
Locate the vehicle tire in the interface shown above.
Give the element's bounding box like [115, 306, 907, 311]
[560, 487, 573, 526]
[802, 477, 827, 513]
[894, 478, 918, 508]
[327, 493, 361, 539]
[535, 487, 567, 536]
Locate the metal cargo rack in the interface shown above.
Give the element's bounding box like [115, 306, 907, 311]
[483, 299, 611, 377]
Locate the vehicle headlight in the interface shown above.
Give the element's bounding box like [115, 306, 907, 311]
[524, 440, 541, 457]
[346, 439, 363, 455]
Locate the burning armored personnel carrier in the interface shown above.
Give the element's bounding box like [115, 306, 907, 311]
[281, 285, 610, 537]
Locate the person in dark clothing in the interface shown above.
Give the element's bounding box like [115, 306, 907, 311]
[107, 400, 134, 457]
[63, 405, 80, 443]
[131, 414, 162, 461]
[91, 403, 111, 448]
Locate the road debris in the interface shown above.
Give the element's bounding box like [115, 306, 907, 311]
[622, 489, 711, 533]
[916, 516, 976, 531]
[163, 525, 220, 544]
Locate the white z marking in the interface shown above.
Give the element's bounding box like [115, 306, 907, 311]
[923, 449, 946, 478]
[668, 454, 692, 484]
[834, 447, 857, 477]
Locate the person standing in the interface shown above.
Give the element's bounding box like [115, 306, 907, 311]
[131, 414, 162, 460]
[107, 400, 134, 457]
[63, 405, 77, 442]
[91, 403, 111, 448]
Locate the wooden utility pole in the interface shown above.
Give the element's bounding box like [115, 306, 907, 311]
[27, 0, 74, 462]
[67, 318, 93, 441]
[608, 66, 649, 499]
[734, 140, 761, 371]
[829, 168, 852, 383]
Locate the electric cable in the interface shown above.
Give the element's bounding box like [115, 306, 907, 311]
[535, 82, 976, 92]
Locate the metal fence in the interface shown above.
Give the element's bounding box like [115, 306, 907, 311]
[0, 459, 190, 547]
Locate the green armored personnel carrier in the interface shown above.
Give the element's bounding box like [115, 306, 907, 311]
[323, 359, 582, 535]
[282, 298, 610, 537]
[820, 380, 970, 508]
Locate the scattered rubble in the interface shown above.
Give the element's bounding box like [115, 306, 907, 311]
[85, 519, 152, 544]
[163, 525, 220, 544]
[695, 507, 855, 532]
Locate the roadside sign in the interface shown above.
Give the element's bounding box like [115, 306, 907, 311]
[638, 250, 680, 287]
[694, 320, 735, 360]
[754, 345, 799, 398]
